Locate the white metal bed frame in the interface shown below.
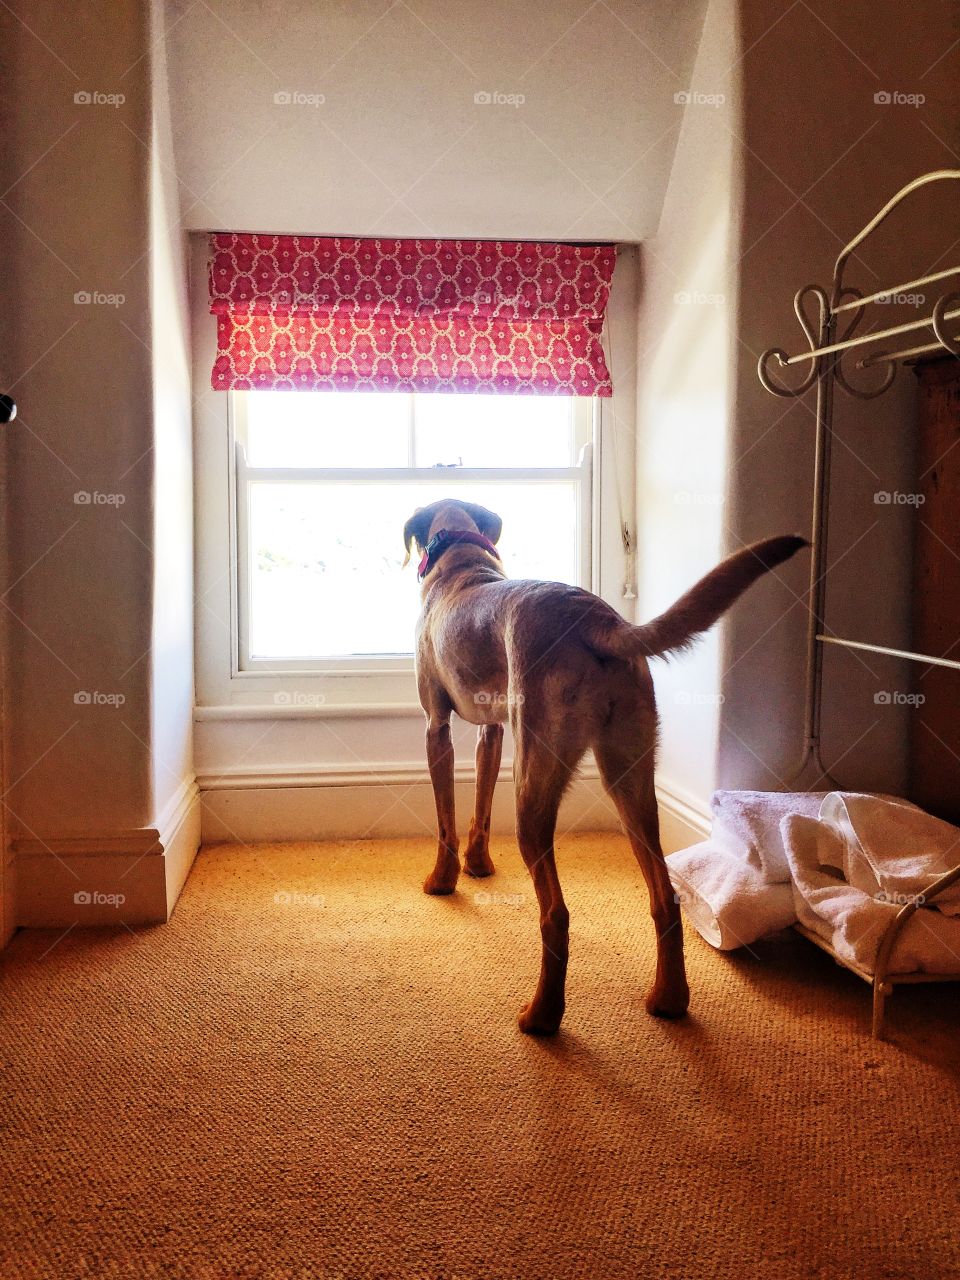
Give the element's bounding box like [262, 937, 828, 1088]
[757, 169, 960, 1038]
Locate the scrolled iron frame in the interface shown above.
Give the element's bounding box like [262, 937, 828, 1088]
[757, 170, 960, 1037]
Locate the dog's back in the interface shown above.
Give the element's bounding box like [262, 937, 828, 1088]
[419, 534, 806, 731]
[407, 498, 808, 1034]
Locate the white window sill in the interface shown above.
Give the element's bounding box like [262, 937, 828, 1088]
[234, 657, 415, 677]
[194, 702, 425, 722]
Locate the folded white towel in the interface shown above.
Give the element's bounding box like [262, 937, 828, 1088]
[670, 789, 960, 962]
[782, 813, 960, 974]
[818, 792, 960, 916]
[710, 790, 829, 883]
[666, 841, 796, 950]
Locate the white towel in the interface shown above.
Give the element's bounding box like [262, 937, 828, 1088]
[710, 790, 829, 883]
[666, 841, 796, 951]
[781, 813, 960, 974]
[669, 790, 833, 949]
[669, 789, 960, 960]
[818, 792, 960, 916]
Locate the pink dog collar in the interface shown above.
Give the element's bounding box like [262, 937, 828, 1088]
[417, 529, 500, 580]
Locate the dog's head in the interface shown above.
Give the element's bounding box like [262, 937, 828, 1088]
[402, 499, 503, 567]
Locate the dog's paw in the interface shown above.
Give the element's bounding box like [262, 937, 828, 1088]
[518, 1002, 563, 1036]
[645, 986, 690, 1020]
[423, 873, 457, 896]
[463, 853, 495, 878]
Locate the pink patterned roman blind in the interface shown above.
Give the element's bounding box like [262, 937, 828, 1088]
[209, 233, 616, 396]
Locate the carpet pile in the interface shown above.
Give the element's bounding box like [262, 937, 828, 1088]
[2, 832, 959, 1279]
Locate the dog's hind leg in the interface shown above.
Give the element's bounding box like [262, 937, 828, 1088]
[423, 716, 460, 896]
[464, 723, 502, 878]
[594, 731, 689, 1020]
[512, 730, 577, 1035]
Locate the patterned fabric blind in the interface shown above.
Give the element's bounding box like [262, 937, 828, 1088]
[209, 233, 616, 396]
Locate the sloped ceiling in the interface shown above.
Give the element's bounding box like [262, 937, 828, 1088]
[165, 0, 709, 240]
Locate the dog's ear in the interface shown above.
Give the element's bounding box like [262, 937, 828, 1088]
[402, 507, 434, 568]
[460, 501, 503, 545]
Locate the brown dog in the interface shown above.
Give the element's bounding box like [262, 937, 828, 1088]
[403, 498, 806, 1034]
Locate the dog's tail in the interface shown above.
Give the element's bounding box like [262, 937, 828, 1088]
[589, 535, 807, 661]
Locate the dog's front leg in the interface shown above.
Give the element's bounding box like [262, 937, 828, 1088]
[464, 723, 502, 878]
[423, 717, 460, 895]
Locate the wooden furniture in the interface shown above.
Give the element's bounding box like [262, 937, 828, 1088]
[910, 356, 960, 824]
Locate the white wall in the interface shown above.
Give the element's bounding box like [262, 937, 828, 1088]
[637, 0, 960, 820]
[165, 0, 708, 241]
[721, 0, 960, 794]
[1, 0, 155, 838]
[0, 0, 199, 927]
[149, 0, 200, 883]
[635, 0, 742, 814]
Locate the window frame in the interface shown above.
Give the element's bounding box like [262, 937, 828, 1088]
[190, 233, 638, 716]
[229, 391, 596, 676]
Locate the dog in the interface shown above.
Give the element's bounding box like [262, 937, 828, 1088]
[403, 498, 806, 1034]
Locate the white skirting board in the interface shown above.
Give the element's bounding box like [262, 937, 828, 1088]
[655, 779, 713, 852]
[198, 761, 710, 853]
[6, 770, 708, 935]
[12, 780, 202, 928]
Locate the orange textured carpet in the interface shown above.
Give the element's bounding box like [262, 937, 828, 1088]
[2, 832, 960, 1280]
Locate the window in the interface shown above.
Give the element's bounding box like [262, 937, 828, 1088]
[231, 391, 595, 670]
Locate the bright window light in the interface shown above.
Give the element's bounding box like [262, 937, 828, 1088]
[234, 391, 592, 664]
